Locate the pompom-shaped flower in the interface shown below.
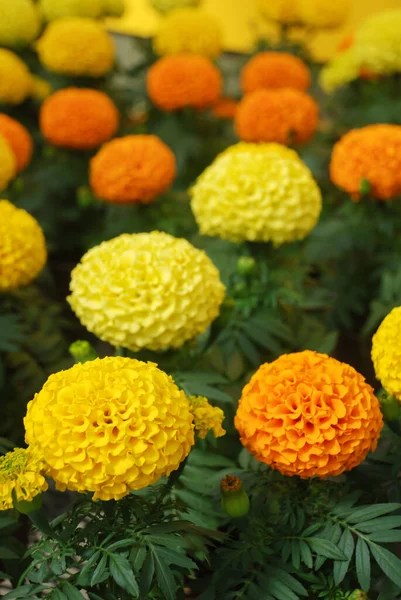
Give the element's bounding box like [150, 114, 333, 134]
[0, 0, 41, 48]
[0, 448, 48, 511]
[235, 88, 319, 145]
[241, 52, 311, 93]
[40, 88, 119, 150]
[147, 54, 222, 111]
[0, 137, 16, 192]
[189, 396, 226, 439]
[37, 18, 115, 77]
[235, 350, 383, 478]
[151, 0, 200, 14]
[190, 142, 322, 244]
[68, 232, 225, 351]
[330, 125, 401, 201]
[372, 307, 401, 401]
[153, 8, 222, 59]
[90, 135, 176, 203]
[0, 200, 47, 291]
[24, 358, 195, 500]
[257, 0, 300, 23]
[319, 49, 360, 93]
[0, 114, 33, 172]
[0, 49, 32, 105]
[298, 0, 348, 29]
[39, 0, 104, 20]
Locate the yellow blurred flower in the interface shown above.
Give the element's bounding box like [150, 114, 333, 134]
[298, 0, 348, 29]
[0, 138, 16, 193]
[0, 0, 41, 48]
[31, 75, 53, 102]
[102, 0, 125, 17]
[319, 49, 360, 93]
[0, 49, 33, 105]
[68, 231, 225, 352]
[256, 0, 300, 24]
[0, 448, 48, 511]
[372, 307, 401, 401]
[150, 0, 200, 14]
[39, 0, 104, 20]
[188, 396, 226, 439]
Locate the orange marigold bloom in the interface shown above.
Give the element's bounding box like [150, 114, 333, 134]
[235, 88, 318, 145]
[147, 54, 222, 112]
[241, 52, 311, 94]
[211, 97, 238, 119]
[330, 124, 401, 201]
[90, 134, 177, 204]
[0, 114, 33, 173]
[235, 350, 383, 479]
[40, 88, 119, 151]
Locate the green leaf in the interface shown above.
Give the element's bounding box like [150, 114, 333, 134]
[257, 574, 299, 600]
[0, 313, 26, 352]
[109, 553, 139, 597]
[354, 516, 401, 532]
[300, 541, 313, 569]
[270, 567, 308, 596]
[153, 550, 176, 600]
[369, 530, 401, 543]
[90, 553, 108, 587]
[347, 504, 401, 523]
[0, 546, 20, 559]
[333, 528, 354, 585]
[155, 546, 197, 569]
[139, 551, 154, 598]
[356, 537, 370, 592]
[369, 541, 401, 587]
[76, 550, 101, 585]
[306, 538, 347, 560]
[62, 583, 84, 600]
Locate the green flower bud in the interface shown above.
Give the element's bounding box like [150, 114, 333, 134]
[14, 493, 42, 515]
[221, 475, 250, 518]
[69, 340, 98, 363]
[359, 178, 371, 196]
[379, 391, 400, 422]
[237, 256, 256, 276]
[348, 590, 368, 600]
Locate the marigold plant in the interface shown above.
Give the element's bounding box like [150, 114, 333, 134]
[241, 52, 311, 93]
[0, 448, 48, 511]
[298, 0, 348, 28]
[235, 350, 383, 478]
[150, 0, 200, 14]
[0, 0, 41, 48]
[0, 137, 16, 192]
[0, 49, 32, 105]
[0, 114, 33, 172]
[372, 307, 401, 401]
[39, 0, 104, 20]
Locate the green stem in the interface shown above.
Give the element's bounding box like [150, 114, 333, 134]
[115, 347, 126, 357]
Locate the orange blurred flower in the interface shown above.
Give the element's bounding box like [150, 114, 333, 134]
[147, 54, 222, 112]
[235, 88, 318, 145]
[0, 114, 33, 173]
[40, 88, 119, 151]
[241, 52, 311, 94]
[330, 124, 401, 201]
[90, 134, 177, 204]
[235, 350, 383, 479]
[211, 97, 238, 119]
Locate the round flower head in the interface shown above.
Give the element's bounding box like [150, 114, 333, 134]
[39, 0, 104, 20]
[68, 231, 225, 351]
[372, 307, 401, 401]
[330, 125, 401, 201]
[0, 115, 33, 172]
[102, 0, 125, 17]
[235, 88, 318, 145]
[0, 0, 41, 48]
[40, 88, 119, 150]
[211, 97, 238, 120]
[235, 350, 383, 478]
[0, 137, 16, 192]
[190, 142, 322, 245]
[257, 0, 300, 24]
[0, 448, 48, 511]
[37, 18, 115, 77]
[90, 135, 176, 204]
[298, 0, 348, 28]
[147, 54, 222, 112]
[153, 8, 222, 59]
[0, 49, 32, 105]
[241, 52, 311, 94]
[151, 0, 200, 14]
[353, 10, 401, 75]
[0, 200, 47, 291]
[319, 49, 361, 93]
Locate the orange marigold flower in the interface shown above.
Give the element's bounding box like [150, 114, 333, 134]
[147, 54, 222, 112]
[0, 114, 33, 173]
[40, 88, 119, 151]
[235, 350, 383, 479]
[90, 134, 177, 204]
[211, 97, 238, 119]
[241, 52, 311, 94]
[235, 88, 318, 145]
[330, 124, 401, 201]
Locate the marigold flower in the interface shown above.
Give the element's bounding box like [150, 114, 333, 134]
[330, 125, 401, 201]
[372, 307, 401, 401]
[39, 0, 104, 20]
[241, 52, 311, 94]
[298, 0, 348, 29]
[256, 0, 300, 24]
[0, 0, 41, 48]
[235, 88, 319, 145]
[24, 357, 196, 500]
[68, 231, 225, 351]
[211, 97, 238, 120]
[0, 448, 48, 511]
[30, 76, 53, 102]
[40, 88, 119, 151]
[0, 115, 33, 173]
[0, 49, 33, 105]
[147, 54, 222, 112]
[153, 8, 222, 59]
[37, 18, 115, 77]
[188, 396, 226, 439]
[90, 135, 176, 203]
[235, 350, 383, 478]
[190, 142, 322, 245]
[0, 200, 47, 291]
[150, 0, 200, 14]
[319, 49, 360, 92]
[0, 137, 16, 193]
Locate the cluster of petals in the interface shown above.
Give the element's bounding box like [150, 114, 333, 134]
[256, 0, 299, 24]
[297, 0, 348, 28]
[372, 307, 401, 401]
[0, 114, 33, 172]
[0, 137, 17, 193]
[241, 52, 311, 94]
[0, 447, 48, 511]
[0, 49, 32, 105]
[0, 0, 41, 48]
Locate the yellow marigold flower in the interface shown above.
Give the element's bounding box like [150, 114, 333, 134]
[0, 114, 34, 173]
[0, 447, 48, 511]
[188, 396, 226, 439]
[151, 0, 200, 14]
[256, 0, 300, 24]
[319, 49, 360, 93]
[298, 0, 348, 29]
[31, 76, 53, 102]
[190, 142, 322, 245]
[372, 307, 401, 401]
[0, 137, 16, 193]
[0, 200, 47, 291]
[0, 49, 33, 105]
[68, 231, 225, 352]
[235, 350, 383, 478]
[24, 357, 196, 500]
[153, 8, 222, 59]
[0, 0, 41, 48]
[37, 18, 115, 77]
[39, 0, 104, 20]
[102, 0, 125, 17]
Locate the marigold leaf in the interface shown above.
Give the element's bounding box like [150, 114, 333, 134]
[109, 553, 139, 597]
[369, 541, 401, 587]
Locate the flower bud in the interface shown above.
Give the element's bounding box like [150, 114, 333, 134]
[221, 475, 250, 518]
[379, 391, 400, 422]
[237, 256, 256, 275]
[348, 590, 368, 600]
[69, 340, 98, 363]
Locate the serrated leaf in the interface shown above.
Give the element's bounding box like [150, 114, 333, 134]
[306, 537, 347, 560]
[155, 546, 197, 569]
[76, 551, 101, 585]
[90, 553, 108, 587]
[369, 541, 401, 587]
[153, 550, 176, 600]
[300, 541, 313, 569]
[270, 567, 308, 596]
[347, 504, 401, 523]
[333, 528, 354, 585]
[291, 539, 300, 570]
[62, 582, 84, 600]
[354, 516, 401, 532]
[356, 537, 371, 592]
[109, 553, 139, 597]
[369, 530, 401, 543]
[139, 551, 154, 598]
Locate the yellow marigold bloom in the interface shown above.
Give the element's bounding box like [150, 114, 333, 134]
[0, 200, 47, 291]
[31, 76, 53, 102]
[37, 18, 115, 77]
[0, 0, 41, 48]
[298, 0, 348, 29]
[0, 137, 16, 193]
[39, 0, 104, 20]
[188, 396, 226, 439]
[24, 357, 196, 500]
[256, 0, 300, 24]
[319, 49, 360, 93]
[153, 8, 222, 59]
[68, 231, 225, 352]
[0, 49, 33, 105]
[190, 142, 322, 245]
[372, 307, 401, 401]
[151, 0, 200, 14]
[235, 350, 383, 478]
[0, 447, 48, 511]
